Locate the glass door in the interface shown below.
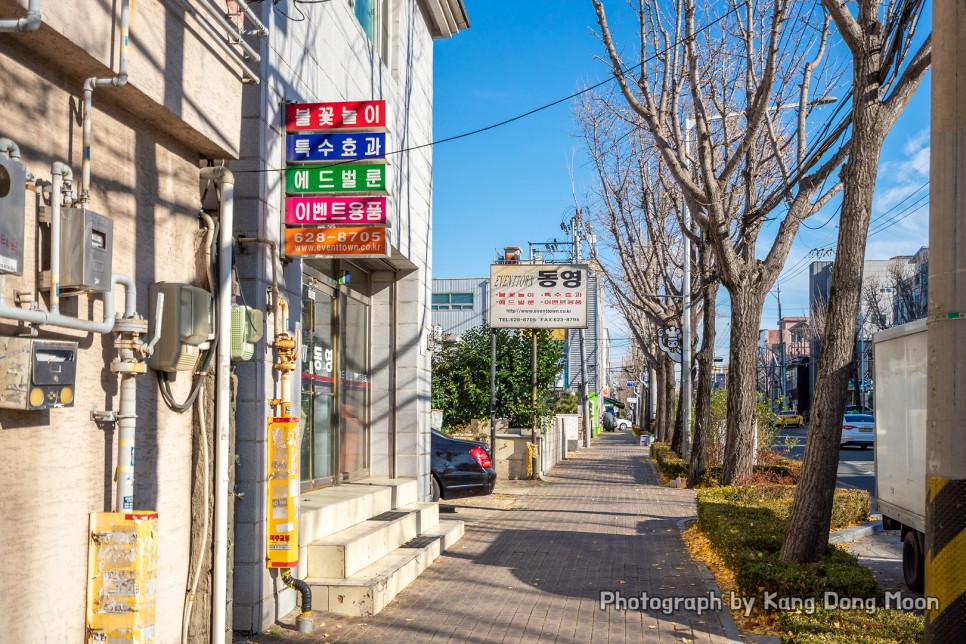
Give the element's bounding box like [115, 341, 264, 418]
[300, 286, 336, 488]
[338, 294, 369, 481]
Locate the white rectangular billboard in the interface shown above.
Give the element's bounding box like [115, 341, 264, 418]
[488, 263, 589, 329]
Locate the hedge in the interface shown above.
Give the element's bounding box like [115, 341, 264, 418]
[696, 485, 877, 601]
[650, 442, 688, 480]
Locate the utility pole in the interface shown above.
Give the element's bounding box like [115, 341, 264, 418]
[681, 122, 695, 461]
[570, 210, 592, 448]
[490, 328, 497, 458]
[531, 330, 538, 479]
[927, 3, 966, 640]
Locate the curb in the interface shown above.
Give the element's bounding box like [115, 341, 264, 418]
[828, 518, 884, 545]
[676, 518, 745, 644]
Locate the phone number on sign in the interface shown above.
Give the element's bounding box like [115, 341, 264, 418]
[498, 317, 582, 323]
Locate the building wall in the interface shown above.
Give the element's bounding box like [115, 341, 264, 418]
[0, 1, 245, 640]
[231, 0, 442, 631]
[431, 276, 487, 338]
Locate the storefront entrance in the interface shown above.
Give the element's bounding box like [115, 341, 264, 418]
[300, 266, 370, 490]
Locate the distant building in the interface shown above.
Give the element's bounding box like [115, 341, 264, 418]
[431, 277, 488, 340]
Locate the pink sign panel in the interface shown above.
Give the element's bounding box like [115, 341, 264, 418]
[285, 100, 387, 132]
[285, 196, 388, 225]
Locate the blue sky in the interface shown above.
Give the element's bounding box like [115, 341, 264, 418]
[431, 1, 932, 362]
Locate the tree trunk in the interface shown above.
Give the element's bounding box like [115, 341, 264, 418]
[781, 121, 885, 563]
[689, 280, 719, 486]
[664, 357, 676, 443]
[720, 287, 766, 484]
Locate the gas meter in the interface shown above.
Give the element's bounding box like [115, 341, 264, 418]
[147, 283, 214, 372]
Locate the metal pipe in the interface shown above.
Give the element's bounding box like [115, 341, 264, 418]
[0, 0, 41, 32]
[199, 165, 233, 644]
[231, 0, 268, 36]
[172, 0, 259, 84]
[0, 137, 21, 159]
[236, 236, 278, 313]
[80, 0, 131, 201]
[0, 272, 133, 334]
[48, 162, 75, 315]
[196, 0, 262, 61]
[182, 389, 211, 644]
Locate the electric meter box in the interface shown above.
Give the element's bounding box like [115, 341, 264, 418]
[0, 155, 27, 275]
[147, 282, 214, 372]
[231, 304, 264, 361]
[60, 207, 113, 293]
[0, 337, 78, 410]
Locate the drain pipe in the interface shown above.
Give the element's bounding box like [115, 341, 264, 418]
[0, 137, 21, 159]
[80, 0, 131, 202]
[0, 0, 41, 32]
[200, 165, 234, 644]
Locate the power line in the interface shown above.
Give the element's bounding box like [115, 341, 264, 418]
[234, 2, 749, 174]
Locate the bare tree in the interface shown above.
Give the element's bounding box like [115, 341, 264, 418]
[592, 0, 846, 484]
[862, 275, 891, 331]
[890, 255, 927, 324]
[782, 0, 931, 563]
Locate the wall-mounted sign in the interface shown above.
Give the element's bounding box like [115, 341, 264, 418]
[285, 164, 386, 194]
[489, 263, 589, 329]
[266, 416, 300, 568]
[286, 132, 386, 163]
[285, 226, 387, 257]
[285, 196, 388, 225]
[285, 100, 387, 132]
[658, 326, 682, 363]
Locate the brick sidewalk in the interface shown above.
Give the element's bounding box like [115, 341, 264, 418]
[243, 431, 734, 643]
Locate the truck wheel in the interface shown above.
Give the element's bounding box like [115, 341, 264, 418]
[902, 530, 925, 593]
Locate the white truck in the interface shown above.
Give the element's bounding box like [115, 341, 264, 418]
[872, 318, 927, 592]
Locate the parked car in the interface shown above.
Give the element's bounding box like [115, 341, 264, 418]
[430, 430, 497, 501]
[846, 404, 873, 414]
[841, 413, 875, 449]
[615, 418, 632, 431]
[775, 410, 805, 427]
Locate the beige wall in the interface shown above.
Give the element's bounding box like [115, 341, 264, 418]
[0, 1, 247, 640]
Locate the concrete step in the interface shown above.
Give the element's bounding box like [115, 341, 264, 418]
[299, 478, 418, 549]
[305, 502, 439, 579]
[306, 519, 464, 617]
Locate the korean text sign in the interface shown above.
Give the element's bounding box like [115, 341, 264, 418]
[267, 417, 300, 568]
[285, 196, 388, 225]
[285, 164, 386, 194]
[285, 226, 388, 257]
[285, 100, 387, 131]
[286, 132, 386, 163]
[489, 264, 589, 329]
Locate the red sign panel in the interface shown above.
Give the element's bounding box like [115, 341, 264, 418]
[285, 226, 387, 257]
[285, 100, 387, 132]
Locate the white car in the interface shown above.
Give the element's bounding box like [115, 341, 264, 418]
[615, 418, 632, 431]
[841, 413, 875, 449]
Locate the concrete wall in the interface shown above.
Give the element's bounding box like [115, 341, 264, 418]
[0, 1, 245, 640]
[493, 418, 569, 480]
[231, 0, 441, 632]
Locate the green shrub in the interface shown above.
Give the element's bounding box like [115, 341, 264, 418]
[650, 442, 688, 480]
[780, 606, 924, 643]
[696, 485, 878, 601]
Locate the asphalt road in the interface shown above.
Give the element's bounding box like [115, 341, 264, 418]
[772, 424, 876, 500]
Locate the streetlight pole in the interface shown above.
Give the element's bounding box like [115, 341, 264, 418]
[777, 283, 786, 405]
[681, 121, 695, 461]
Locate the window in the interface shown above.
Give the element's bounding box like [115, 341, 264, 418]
[354, 0, 390, 63]
[432, 293, 473, 311]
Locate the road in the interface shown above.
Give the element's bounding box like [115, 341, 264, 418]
[772, 424, 876, 501]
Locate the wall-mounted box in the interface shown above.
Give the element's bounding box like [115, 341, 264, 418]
[60, 207, 113, 292]
[0, 337, 78, 410]
[148, 283, 214, 372]
[0, 155, 26, 275]
[231, 304, 264, 361]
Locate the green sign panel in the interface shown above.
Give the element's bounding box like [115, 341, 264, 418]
[285, 164, 387, 194]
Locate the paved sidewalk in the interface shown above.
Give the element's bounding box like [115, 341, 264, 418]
[842, 530, 924, 609]
[244, 431, 735, 643]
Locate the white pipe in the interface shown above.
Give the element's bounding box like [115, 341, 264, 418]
[81, 0, 131, 201]
[115, 369, 137, 511]
[0, 272, 133, 334]
[196, 0, 262, 61]
[49, 162, 72, 314]
[0, 137, 21, 159]
[0, 0, 41, 32]
[173, 0, 259, 84]
[200, 165, 234, 644]
[231, 0, 268, 36]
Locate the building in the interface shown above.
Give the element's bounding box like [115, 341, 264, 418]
[431, 277, 488, 339]
[0, 0, 469, 640]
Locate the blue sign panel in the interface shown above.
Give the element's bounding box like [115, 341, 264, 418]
[286, 132, 387, 163]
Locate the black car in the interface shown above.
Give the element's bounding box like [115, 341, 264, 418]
[430, 430, 497, 502]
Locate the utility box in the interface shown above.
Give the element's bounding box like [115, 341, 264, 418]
[147, 283, 214, 372]
[231, 304, 264, 361]
[0, 337, 78, 410]
[0, 154, 27, 275]
[60, 207, 113, 293]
